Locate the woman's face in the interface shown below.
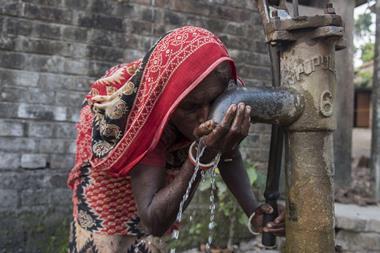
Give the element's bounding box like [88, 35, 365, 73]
[170, 70, 229, 141]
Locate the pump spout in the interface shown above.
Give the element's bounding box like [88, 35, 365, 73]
[209, 87, 304, 126]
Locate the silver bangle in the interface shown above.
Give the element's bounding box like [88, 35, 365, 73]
[247, 212, 260, 235]
[188, 141, 220, 169]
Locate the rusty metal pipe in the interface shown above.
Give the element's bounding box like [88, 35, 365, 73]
[261, 43, 283, 249]
[209, 87, 304, 126]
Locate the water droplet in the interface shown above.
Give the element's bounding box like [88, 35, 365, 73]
[172, 229, 179, 240]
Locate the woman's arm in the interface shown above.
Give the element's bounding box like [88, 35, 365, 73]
[220, 149, 286, 236]
[130, 159, 201, 237]
[218, 149, 259, 217]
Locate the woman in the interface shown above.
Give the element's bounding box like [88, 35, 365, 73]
[68, 26, 284, 253]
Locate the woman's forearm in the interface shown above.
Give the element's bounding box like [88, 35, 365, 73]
[132, 159, 201, 236]
[219, 150, 259, 217]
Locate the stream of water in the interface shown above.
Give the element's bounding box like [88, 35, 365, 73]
[169, 142, 221, 253]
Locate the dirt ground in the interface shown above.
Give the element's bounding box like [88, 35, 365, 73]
[335, 128, 378, 206]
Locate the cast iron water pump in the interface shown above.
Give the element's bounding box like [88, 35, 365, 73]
[210, 1, 344, 252]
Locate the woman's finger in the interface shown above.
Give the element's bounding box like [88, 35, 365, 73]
[221, 104, 237, 129]
[263, 227, 285, 236]
[241, 105, 251, 136]
[202, 104, 236, 147]
[230, 103, 246, 134]
[265, 222, 284, 229]
[193, 120, 216, 138]
[274, 206, 286, 224]
[255, 203, 274, 216]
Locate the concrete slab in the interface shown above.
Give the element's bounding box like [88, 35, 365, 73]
[335, 203, 380, 233]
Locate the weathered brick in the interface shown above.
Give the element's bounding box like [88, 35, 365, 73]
[71, 76, 93, 92]
[0, 171, 43, 190]
[27, 88, 56, 104]
[21, 189, 50, 206]
[229, 50, 270, 67]
[26, 54, 65, 73]
[224, 22, 246, 37]
[49, 174, 68, 188]
[32, 22, 62, 40]
[21, 154, 48, 169]
[0, 86, 27, 103]
[49, 189, 71, 205]
[39, 138, 66, 154]
[0, 69, 39, 87]
[0, 190, 18, 208]
[141, 8, 162, 23]
[239, 64, 272, 80]
[66, 107, 80, 122]
[4, 17, 33, 36]
[0, 137, 38, 152]
[15, 38, 89, 59]
[0, 34, 16, 50]
[164, 10, 185, 25]
[210, 6, 253, 22]
[55, 122, 76, 138]
[88, 60, 115, 77]
[129, 0, 167, 7]
[0, 102, 18, 118]
[64, 0, 88, 10]
[0, 152, 20, 169]
[15, 36, 65, 56]
[87, 45, 125, 62]
[0, 51, 27, 70]
[224, 0, 255, 9]
[0, 120, 25, 137]
[62, 26, 88, 43]
[88, 0, 115, 16]
[28, 122, 54, 137]
[21, 0, 64, 8]
[63, 58, 90, 75]
[168, 0, 211, 16]
[0, 2, 23, 16]
[78, 13, 124, 32]
[49, 154, 74, 171]
[1, 86, 55, 104]
[17, 103, 67, 121]
[68, 141, 76, 154]
[88, 28, 130, 48]
[219, 34, 253, 51]
[23, 3, 73, 24]
[129, 20, 154, 36]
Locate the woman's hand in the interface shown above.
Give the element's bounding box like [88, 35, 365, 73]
[250, 203, 285, 237]
[193, 103, 251, 160]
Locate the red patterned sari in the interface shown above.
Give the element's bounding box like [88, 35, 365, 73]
[68, 26, 236, 253]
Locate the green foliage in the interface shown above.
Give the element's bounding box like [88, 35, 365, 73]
[174, 163, 267, 250]
[354, 12, 373, 38]
[361, 42, 375, 63]
[357, 69, 373, 88]
[44, 219, 70, 253]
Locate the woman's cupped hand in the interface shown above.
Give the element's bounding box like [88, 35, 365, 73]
[193, 102, 251, 160]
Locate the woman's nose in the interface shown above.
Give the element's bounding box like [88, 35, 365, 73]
[197, 105, 209, 123]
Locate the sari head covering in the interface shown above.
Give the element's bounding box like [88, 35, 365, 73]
[70, 26, 237, 181]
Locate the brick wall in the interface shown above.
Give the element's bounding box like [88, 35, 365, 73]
[0, 0, 271, 251]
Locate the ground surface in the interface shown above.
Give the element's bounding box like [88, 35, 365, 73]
[335, 128, 378, 205]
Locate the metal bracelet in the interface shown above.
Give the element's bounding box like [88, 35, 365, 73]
[188, 141, 219, 170]
[247, 212, 261, 235]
